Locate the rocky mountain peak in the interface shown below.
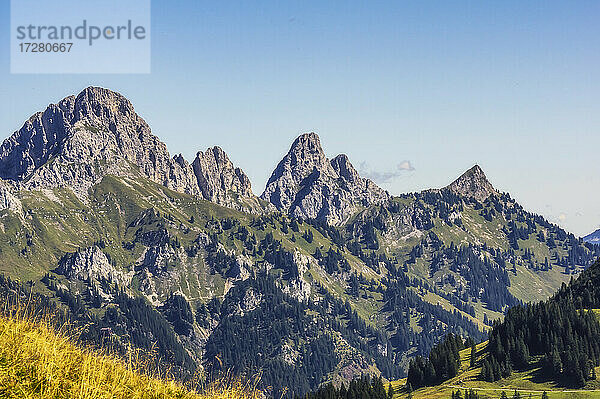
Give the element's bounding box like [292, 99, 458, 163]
[0, 86, 202, 198]
[71, 86, 135, 120]
[446, 164, 496, 201]
[289, 132, 326, 161]
[192, 146, 253, 206]
[261, 133, 389, 225]
[0, 87, 262, 212]
[0, 87, 261, 212]
[285, 132, 333, 179]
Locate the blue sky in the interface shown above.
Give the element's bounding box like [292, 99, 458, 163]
[0, 1, 598, 236]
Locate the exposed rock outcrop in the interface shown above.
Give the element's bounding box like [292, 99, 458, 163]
[446, 164, 497, 201]
[261, 133, 389, 225]
[192, 146, 257, 210]
[0, 87, 200, 198]
[56, 246, 132, 290]
[0, 180, 21, 214]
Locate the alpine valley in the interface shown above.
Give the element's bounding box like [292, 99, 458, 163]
[1, 87, 598, 397]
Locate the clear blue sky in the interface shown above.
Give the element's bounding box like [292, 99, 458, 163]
[0, 1, 598, 236]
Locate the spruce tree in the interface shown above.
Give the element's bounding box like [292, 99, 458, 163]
[470, 342, 477, 367]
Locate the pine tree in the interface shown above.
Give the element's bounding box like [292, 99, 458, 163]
[549, 348, 562, 376]
[470, 341, 477, 367]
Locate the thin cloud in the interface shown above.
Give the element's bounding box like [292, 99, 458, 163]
[545, 209, 568, 226]
[397, 160, 415, 171]
[359, 160, 415, 184]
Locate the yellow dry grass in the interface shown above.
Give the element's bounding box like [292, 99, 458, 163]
[0, 304, 260, 399]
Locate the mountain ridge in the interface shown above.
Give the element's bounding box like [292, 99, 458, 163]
[261, 132, 390, 225]
[0, 87, 262, 212]
[1, 87, 599, 397]
[584, 228, 600, 244]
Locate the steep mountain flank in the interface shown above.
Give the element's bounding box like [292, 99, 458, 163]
[261, 133, 389, 225]
[346, 165, 600, 309]
[0, 87, 260, 211]
[584, 228, 600, 244]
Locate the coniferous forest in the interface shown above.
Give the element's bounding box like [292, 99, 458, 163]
[297, 376, 393, 399]
[406, 333, 469, 389]
[482, 259, 600, 386]
[1, 90, 599, 397]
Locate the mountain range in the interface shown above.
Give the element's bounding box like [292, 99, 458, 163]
[0, 87, 598, 397]
[584, 229, 600, 245]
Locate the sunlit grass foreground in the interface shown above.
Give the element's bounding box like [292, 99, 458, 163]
[0, 304, 260, 399]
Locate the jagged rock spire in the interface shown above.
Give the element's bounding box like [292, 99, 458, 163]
[261, 132, 389, 225]
[192, 146, 253, 205]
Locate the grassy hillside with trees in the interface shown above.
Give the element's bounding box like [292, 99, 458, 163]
[1, 170, 598, 396]
[391, 259, 600, 399]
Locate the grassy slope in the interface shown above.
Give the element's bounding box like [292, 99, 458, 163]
[2, 173, 579, 328]
[3, 173, 591, 393]
[0, 311, 259, 399]
[374, 197, 581, 326]
[0, 175, 576, 362]
[0, 175, 394, 380]
[391, 343, 600, 399]
[0, 175, 363, 303]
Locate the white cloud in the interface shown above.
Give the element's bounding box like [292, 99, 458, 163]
[397, 160, 415, 171]
[359, 160, 415, 183]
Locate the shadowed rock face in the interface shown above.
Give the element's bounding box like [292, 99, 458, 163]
[0, 87, 259, 210]
[446, 164, 497, 201]
[261, 132, 389, 225]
